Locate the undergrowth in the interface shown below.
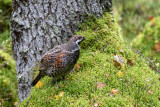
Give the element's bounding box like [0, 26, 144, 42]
[113, 0, 160, 41]
[0, 31, 12, 54]
[21, 12, 160, 107]
[131, 16, 160, 72]
[0, 31, 17, 107]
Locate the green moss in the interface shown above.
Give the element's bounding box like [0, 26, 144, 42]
[21, 13, 160, 106]
[77, 13, 123, 52]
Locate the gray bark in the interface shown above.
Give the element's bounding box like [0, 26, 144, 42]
[11, 0, 112, 102]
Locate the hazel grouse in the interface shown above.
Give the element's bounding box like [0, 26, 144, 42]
[31, 35, 85, 86]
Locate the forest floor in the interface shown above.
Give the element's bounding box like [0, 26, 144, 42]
[0, 0, 160, 106]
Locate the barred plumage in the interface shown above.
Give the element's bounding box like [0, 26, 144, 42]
[31, 35, 85, 86]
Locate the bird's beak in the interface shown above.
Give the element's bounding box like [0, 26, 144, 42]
[83, 37, 86, 40]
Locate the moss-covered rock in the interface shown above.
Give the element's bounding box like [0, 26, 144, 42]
[21, 13, 160, 106]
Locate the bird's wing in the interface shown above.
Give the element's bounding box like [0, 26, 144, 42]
[39, 46, 64, 71]
[53, 51, 72, 68]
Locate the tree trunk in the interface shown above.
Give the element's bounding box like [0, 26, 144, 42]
[11, 0, 112, 102]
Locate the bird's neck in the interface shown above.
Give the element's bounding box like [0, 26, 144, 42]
[66, 42, 80, 53]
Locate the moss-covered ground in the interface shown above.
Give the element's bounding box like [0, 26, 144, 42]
[21, 13, 160, 107]
[1, 0, 160, 106]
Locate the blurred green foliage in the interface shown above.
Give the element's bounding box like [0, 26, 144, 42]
[113, 0, 160, 72]
[132, 17, 160, 70]
[0, 0, 12, 32]
[0, 0, 18, 105]
[0, 32, 17, 107]
[113, 0, 160, 41]
[0, 31, 12, 54]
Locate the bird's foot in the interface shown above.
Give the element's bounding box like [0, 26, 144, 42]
[51, 76, 65, 86]
[51, 78, 56, 86]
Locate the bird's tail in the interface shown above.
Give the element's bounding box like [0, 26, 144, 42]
[31, 73, 43, 86]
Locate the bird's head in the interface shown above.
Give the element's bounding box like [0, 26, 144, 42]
[69, 35, 86, 45]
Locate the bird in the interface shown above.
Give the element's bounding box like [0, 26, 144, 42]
[31, 35, 86, 86]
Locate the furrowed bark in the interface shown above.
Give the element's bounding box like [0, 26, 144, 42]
[11, 0, 112, 102]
